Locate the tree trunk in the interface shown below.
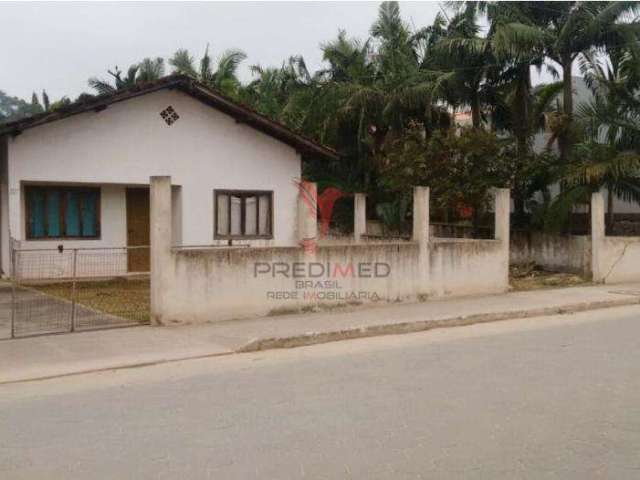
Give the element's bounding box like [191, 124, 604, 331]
[559, 58, 574, 162]
[562, 60, 573, 117]
[512, 65, 532, 227]
[513, 192, 527, 229]
[471, 92, 481, 129]
[514, 69, 531, 159]
[607, 189, 615, 234]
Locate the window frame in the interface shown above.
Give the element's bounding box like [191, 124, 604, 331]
[214, 189, 274, 240]
[24, 185, 102, 240]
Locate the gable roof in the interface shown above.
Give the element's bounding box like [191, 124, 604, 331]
[0, 74, 339, 160]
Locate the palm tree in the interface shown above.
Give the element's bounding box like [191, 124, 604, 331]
[432, 3, 494, 129]
[492, 1, 640, 160]
[88, 57, 165, 95]
[136, 57, 166, 83]
[29, 90, 71, 113]
[307, 3, 447, 191]
[334, 3, 445, 152]
[290, 2, 454, 197]
[241, 56, 312, 121]
[169, 45, 246, 97]
[542, 45, 640, 232]
[574, 49, 640, 230]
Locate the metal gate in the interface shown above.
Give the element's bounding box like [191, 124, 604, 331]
[1, 244, 150, 339]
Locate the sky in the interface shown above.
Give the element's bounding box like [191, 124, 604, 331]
[0, 1, 552, 102]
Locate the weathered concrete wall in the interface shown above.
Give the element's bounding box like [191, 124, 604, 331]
[161, 243, 421, 323]
[430, 239, 507, 297]
[592, 192, 640, 284]
[158, 238, 510, 324]
[510, 231, 592, 277]
[593, 237, 640, 284]
[151, 179, 511, 324]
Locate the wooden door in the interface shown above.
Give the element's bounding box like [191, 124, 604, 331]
[126, 188, 150, 272]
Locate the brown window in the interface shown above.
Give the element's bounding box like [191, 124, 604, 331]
[25, 185, 100, 240]
[215, 190, 273, 239]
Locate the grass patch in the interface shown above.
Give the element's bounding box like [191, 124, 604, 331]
[510, 263, 588, 292]
[33, 277, 150, 323]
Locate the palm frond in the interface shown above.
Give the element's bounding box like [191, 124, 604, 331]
[137, 57, 165, 83]
[214, 49, 247, 90]
[169, 49, 197, 77]
[88, 77, 116, 95]
[492, 22, 550, 58]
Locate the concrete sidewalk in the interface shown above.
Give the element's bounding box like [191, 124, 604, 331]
[2, 283, 640, 384]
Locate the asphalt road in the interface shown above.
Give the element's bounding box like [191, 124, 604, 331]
[2, 305, 640, 479]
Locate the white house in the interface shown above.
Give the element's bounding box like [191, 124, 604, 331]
[0, 75, 338, 276]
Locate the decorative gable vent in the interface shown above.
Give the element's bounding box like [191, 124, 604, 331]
[160, 106, 180, 126]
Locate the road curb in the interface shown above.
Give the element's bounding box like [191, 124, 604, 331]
[236, 297, 640, 353]
[0, 351, 233, 386]
[2, 296, 638, 385]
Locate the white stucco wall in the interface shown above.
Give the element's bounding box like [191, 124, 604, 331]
[3, 89, 302, 274]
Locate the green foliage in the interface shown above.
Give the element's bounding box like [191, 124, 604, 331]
[88, 58, 165, 95]
[488, 1, 640, 160]
[0, 89, 74, 124]
[379, 126, 515, 216]
[0, 90, 41, 123]
[168, 45, 247, 97]
[376, 196, 410, 234]
[544, 47, 640, 232]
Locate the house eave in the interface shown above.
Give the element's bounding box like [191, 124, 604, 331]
[0, 75, 340, 161]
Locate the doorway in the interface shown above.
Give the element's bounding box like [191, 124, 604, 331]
[126, 187, 150, 272]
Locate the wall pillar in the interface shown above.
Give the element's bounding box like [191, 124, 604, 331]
[354, 193, 367, 242]
[412, 187, 430, 295]
[591, 191, 606, 283]
[150, 175, 172, 325]
[412, 187, 430, 244]
[494, 188, 511, 244]
[493, 188, 511, 289]
[297, 181, 318, 254]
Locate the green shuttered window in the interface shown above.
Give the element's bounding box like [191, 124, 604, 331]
[25, 186, 101, 239]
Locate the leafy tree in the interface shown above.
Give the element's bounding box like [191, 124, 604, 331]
[543, 47, 640, 232]
[378, 126, 515, 231]
[240, 56, 312, 120]
[88, 57, 165, 95]
[297, 3, 450, 197]
[492, 1, 640, 160]
[431, 3, 495, 129]
[169, 45, 246, 97]
[0, 90, 40, 123]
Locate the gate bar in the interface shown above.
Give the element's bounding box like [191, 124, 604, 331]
[70, 249, 78, 333]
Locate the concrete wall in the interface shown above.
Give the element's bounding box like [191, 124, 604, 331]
[592, 192, 640, 284]
[150, 178, 511, 325]
[592, 236, 640, 284]
[510, 231, 592, 277]
[430, 238, 507, 297]
[161, 243, 423, 323]
[4, 89, 302, 274]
